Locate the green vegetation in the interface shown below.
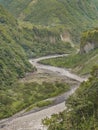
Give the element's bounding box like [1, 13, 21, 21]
[0, 3, 73, 89]
[81, 28, 98, 47]
[36, 100, 53, 108]
[0, 2, 98, 128]
[26, 100, 53, 112]
[0, 5, 34, 88]
[42, 29, 98, 129]
[0, 81, 70, 119]
[19, 23, 74, 58]
[0, 0, 98, 43]
[80, 28, 98, 53]
[43, 66, 98, 130]
[40, 49, 98, 75]
[0, 3, 73, 119]
[40, 29, 98, 75]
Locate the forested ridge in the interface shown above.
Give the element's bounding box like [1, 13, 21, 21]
[0, 4, 34, 88]
[0, 0, 98, 43]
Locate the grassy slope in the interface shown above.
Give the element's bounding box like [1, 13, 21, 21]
[0, 0, 98, 43]
[40, 49, 98, 75]
[43, 66, 98, 130]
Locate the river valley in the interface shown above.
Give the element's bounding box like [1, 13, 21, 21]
[0, 54, 87, 130]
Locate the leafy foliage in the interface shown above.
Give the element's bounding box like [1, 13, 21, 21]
[0, 0, 98, 43]
[40, 49, 98, 75]
[0, 5, 34, 88]
[0, 3, 73, 119]
[0, 81, 70, 119]
[19, 24, 74, 58]
[40, 28, 98, 75]
[43, 66, 98, 130]
[0, 1, 98, 125]
[0, 4, 72, 88]
[80, 28, 98, 52]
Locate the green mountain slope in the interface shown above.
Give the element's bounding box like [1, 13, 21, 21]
[18, 23, 74, 58]
[0, 0, 98, 43]
[0, 5, 33, 88]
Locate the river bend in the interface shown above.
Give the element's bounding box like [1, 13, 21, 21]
[0, 54, 87, 130]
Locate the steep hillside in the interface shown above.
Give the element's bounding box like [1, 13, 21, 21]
[43, 66, 98, 130]
[0, 0, 98, 42]
[18, 22, 74, 58]
[0, 5, 34, 88]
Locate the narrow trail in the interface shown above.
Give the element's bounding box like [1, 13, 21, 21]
[0, 54, 87, 130]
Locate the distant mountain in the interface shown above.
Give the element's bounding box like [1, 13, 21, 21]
[0, 0, 98, 43]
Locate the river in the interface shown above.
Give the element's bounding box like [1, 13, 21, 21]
[0, 54, 87, 130]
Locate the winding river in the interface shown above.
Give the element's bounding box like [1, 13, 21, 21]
[0, 54, 87, 130]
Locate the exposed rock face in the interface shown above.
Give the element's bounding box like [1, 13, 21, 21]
[81, 42, 95, 53]
[80, 41, 98, 54]
[60, 33, 71, 42]
[80, 29, 98, 54]
[85, 42, 98, 53]
[60, 32, 74, 47]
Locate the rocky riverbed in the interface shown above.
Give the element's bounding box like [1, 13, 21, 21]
[0, 54, 87, 130]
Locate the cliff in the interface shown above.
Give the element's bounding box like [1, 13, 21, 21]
[80, 28, 98, 53]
